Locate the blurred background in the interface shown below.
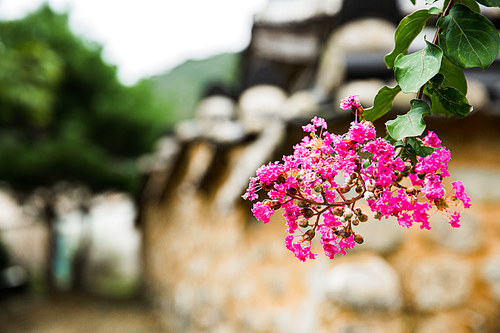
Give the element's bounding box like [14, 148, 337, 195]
[1, 0, 500, 332]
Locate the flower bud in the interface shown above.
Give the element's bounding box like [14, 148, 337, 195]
[314, 185, 323, 193]
[354, 234, 364, 244]
[261, 182, 274, 191]
[354, 207, 362, 216]
[366, 181, 375, 192]
[333, 207, 344, 216]
[270, 200, 281, 210]
[364, 191, 374, 200]
[344, 208, 353, 220]
[434, 197, 449, 211]
[359, 213, 369, 222]
[406, 186, 417, 196]
[418, 172, 426, 180]
[395, 171, 403, 182]
[302, 208, 314, 218]
[297, 217, 309, 228]
[352, 218, 359, 226]
[373, 210, 382, 220]
[288, 187, 298, 195]
[404, 161, 412, 172]
[339, 184, 350, 194]
[297, 200, 309, 208]
[277, 174, 286, 184]
[355, 186, 363, 194]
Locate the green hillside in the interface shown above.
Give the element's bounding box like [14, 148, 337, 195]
[147, 52, 241, 124]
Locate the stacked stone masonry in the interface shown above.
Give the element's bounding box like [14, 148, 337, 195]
[140, 113, 500, 333]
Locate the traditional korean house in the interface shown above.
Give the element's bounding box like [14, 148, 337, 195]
[138, 1, 500, 332]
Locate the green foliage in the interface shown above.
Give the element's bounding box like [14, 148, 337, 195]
[395, 137, 435, 166]
[385, 8, 441, 69]
[475, 0, 500, 7]
[0, 42, 63, 127]
[0, 5, 173, 193]
[437, 56, 467, 95]
[386, 99, 430, 141]
[456, 0, 481, 12]
[426, 74, 472, 117]
[364, 85, 401, 121]
[394, 40, 443, 93]
[405, 137, 435, 157]
[437, 4, 500, 70]
[370, 0, 500, 155]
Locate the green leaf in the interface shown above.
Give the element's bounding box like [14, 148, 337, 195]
[426, 0, 439, 4]
[386, 99, 430, 141]
[439, 56, 467, 95]
[449, 0, 481, 12]
[394, 140, 405, 148]
[410, 0, 416, 4]
[429, 91, 454, 117]
[437, 4, 500, 70]
[460, 0, 481, 12]
[430, 73, 445, 88]
[443, 0, 479, 11]
[434, 88, 471, 116]
[427, 74, 472, 117]
[425, 74, 453, 116]
[394, 40, 443, 93]
[476, 0, 500, 7]
[406, 137, 435, 157]
[364, 85, 402, 122]
[385, 8, 441, 69]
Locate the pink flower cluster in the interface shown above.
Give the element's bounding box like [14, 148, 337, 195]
[340, 94, 361, 112]
[242, 108, 471, 262]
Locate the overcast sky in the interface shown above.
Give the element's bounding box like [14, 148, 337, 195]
[0, 0, 268, 85]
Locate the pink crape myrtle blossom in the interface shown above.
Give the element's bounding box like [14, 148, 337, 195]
[256, 162, 285, 185]
[422, 131, 442, 147]
[348, 120, 376, 143]
[340, 94, 361, 111]
[285, 235, 317, 262]
[251, 202, 274, 224]
[451, 181, 471, 209]
[449, 211, 462, 228]
[242, 99, 471, 261]
[242, 177, 259, 201]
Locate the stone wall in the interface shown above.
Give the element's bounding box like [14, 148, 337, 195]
[139, 113, 500, 333]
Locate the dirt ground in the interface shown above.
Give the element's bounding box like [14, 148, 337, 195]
[0, 293, 167, 333]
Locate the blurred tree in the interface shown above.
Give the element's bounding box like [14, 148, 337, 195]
[0, 4, 173, 194]
[0, 4, 173, 291]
